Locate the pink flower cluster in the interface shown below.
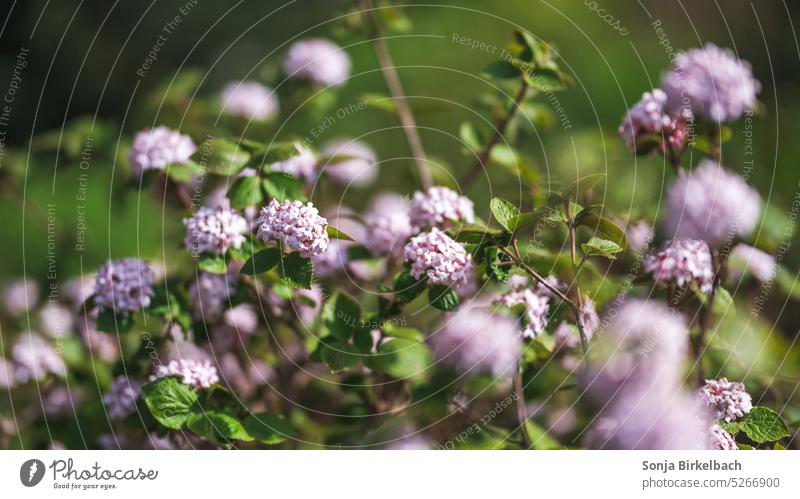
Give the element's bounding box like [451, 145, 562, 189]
[94, 258, 156, 315]
[495, 286, 550, 339]
[129, 127, 196, 177]
[270, 142, 317, 182]
[364, 193, 413, 257]
[103, 376, 141, 420]
[282, 38, 351, 87]
[430, 304, 521, 376]
[662, 43, 760, 123]
[151, 359, 220, 389]
[221, 81, 278, 121]
[257, 199, 329, 258]
[698, 378, 753, 422]
[709, 424, 737, 450]
[409, 186, 474, 230]
[666, 160, 761, 246]
[321, 139, 378, 187]
[403, 228, 473, 287]
[729, 244, 776, 282]
[618, 89, 690, 152]
[183, 206, 248, 256]
[12, 332, 65, 382]
[644, 239, 714, 293]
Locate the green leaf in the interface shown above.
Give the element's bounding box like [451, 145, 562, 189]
[448, 223, 504, 243]
[482, 61, 521, 79]
[734, 406, 790, 443]
[253, 142, 302, 166]
[262, 172, 305, 202]
[166, 160, 205, 184]
[240, 247, 281, 275]
[242, 412, 294, 445]
[394, 271, 426, 304]
[581, 236, 623, 259]
[193, 138, 250, 176]
[459, 122, 485, 151]
[327, 226, 354, 241]
[187, 411, 252, 443]
[485, 246, 511, 281]
[574, 206, 627, 248]
[322, 292, 361, 341]
[364, 338, 432, 380]
[276, 252, 314, 289]
[381, 325, 424, 341]
[712, 287, 734, 315]
[428, 285, 460, 311]
[142, 377, 200, 430]
[321, 341, 361, 372]
[197, 253, 228, 274]
[95, 308, 135, 334]
[524, 68, 567, 91]
[562, 174, 606, 199]
[227, 175, 264, 209]
[490, 197, 520, 232]
[346, 244, 375, 261]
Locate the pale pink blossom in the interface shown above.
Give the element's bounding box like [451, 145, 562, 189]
[3, 278, 38, 316]
[221, 81, 278, 121]
[709, 424, 737, 450]
[257, 199, 329, 258]
[698, 378, 753, 422]
[12, 332, 65, 382]
[94, 258, 156, 315]
[662, 44, 760, 123]
[364, 192, 413, 257]
[151, 359, 219, 389]
[320, 139, 378, 186]
[403, 228, 473, 287]
[409, 186, 474, 231]
[644, 239, 714, 293]
[269, 142, 317, 182]
[729, 244, 776, 282]
[183, 206, 248, 256]
[282, 38, 351, 87]
[103, 376, 141, 420]
[666, 160, 761, 246]
[129, 127, 196, 176]
[430, 303, 521, 377]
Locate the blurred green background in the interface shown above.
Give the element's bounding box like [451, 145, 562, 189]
[1, 0, 798, 282]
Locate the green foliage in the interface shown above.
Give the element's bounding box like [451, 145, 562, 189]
[722, 407, 790, 444]
[240, 247, 282, 275]
[490, 197, 520, 232]
[428, 284, 460, 311]
[193, 138, 251, 176]
[364, 338, 432, 380]
[262, 172, 305, 202]
[275, 252, 314, 289]
[581, 236, 623, 259]
[142, 377, 200, 430]
[394, 271, 426, 304]
[327, 226, 355, 241]
[228, 175, 264, 209]
[322, 292, 362, 341]
[197, 253, 228, 274]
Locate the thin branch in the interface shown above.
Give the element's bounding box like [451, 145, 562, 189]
[461, 81, 529, 191]
[360, 0, 432, 189]
[514, 365, 532, 448]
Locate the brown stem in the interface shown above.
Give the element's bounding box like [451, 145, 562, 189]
[694, 250, 725, 385]
[460, 81, 529, 191]
[360, 0, 432, 190]
[667, 148, 686, 178]
[513, 365, 532, 448]
[494, 236, 588, 356]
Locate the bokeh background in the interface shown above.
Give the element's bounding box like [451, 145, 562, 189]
[1, 0, 799, 448]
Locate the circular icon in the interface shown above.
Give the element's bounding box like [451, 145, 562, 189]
[20, 459, 45, 487]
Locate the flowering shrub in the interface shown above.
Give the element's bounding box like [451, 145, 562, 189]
[1, 3, 796, 453]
